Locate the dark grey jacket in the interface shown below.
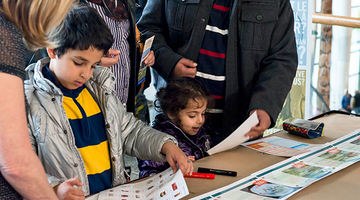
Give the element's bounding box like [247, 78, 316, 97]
[138, 0, 298, 139]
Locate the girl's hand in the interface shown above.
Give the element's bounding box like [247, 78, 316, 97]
[54, 178, 85, 200]
[161, 142, 194, 175]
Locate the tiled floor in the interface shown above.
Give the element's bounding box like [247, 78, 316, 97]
[123, 154, 140, 181]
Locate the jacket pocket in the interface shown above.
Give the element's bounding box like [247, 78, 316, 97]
[166, 0, 200, 32]
[240, 2, 278, 50]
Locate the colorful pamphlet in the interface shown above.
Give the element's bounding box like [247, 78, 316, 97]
[242, 136, 322, 157]
[137, 35, 155, 86]
[92, 167, 189, 200]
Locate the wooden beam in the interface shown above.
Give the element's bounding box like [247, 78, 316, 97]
[312, 13, 360, 28]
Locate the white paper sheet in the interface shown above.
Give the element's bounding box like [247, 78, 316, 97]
[207, 111, 259, 155]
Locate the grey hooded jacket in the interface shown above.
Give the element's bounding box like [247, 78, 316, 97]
[25, 58, 177, 195]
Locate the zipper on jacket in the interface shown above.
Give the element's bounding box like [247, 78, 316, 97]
[168, 121, 205, 158]
[46, 94, 91, 194]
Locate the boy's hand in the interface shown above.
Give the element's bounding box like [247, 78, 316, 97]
[245, 109, 271, 139]
[143, 50, 155, 67]
[172, 58, 197, 78]
[100, 49, 120, 68]
[54, 178, 85, 200]
[161, 142, 193, 175]
[188, 156, 195, 162]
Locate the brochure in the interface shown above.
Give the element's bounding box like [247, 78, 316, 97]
[242, 136, 322, 157]
[137, 35, 155, 86]
[96, 167, 189, 200]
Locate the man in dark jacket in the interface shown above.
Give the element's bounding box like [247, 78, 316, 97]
[138, 0, 298, 144]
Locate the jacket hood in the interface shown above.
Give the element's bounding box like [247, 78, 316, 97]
[25, 58, 117, 96]
[25, 58, 62, 96]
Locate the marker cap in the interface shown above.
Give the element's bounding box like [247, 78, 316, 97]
[184, 172, 215, 179]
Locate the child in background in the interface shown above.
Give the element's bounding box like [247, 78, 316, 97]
[138, 77, 215, 178]
[25, 4, 192, 199]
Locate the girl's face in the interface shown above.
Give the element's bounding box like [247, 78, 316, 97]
[173, 98, 207, 136]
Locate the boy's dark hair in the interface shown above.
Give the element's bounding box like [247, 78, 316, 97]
[51, 4, 114, 58]
[155, 77, 214, 125]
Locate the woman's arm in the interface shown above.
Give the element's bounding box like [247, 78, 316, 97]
[0, 73, 59, 199]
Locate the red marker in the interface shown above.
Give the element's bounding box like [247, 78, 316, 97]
[184, 172, 215, 179]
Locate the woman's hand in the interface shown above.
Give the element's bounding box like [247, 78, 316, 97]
[99, 49, 120, 68]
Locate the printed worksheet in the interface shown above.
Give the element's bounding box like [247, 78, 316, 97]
[97, 167, 188, 200]
[190, 177, 303, 200]
[299, 130, 360, 169]
[207, 111, 259, 155]
[262, 162, 333, 187]
[337, 135, 360, 152]
[242, 136, 322, 157]
[238, 180, 302, 200]
[303, 148, 360, 168]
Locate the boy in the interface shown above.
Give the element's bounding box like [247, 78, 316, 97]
[24, 4, 192, 199]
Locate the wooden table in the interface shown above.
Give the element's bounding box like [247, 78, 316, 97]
[185, 111, 360, 199]
[87, 111, 360, 199]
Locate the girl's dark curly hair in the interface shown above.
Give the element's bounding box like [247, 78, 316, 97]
[155, 77, 214, 126]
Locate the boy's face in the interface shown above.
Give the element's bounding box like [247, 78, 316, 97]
[47, 47, 103, 90]
[172, 98, 207, 136]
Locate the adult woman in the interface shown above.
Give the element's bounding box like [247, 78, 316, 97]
[0, 0, 75, 199]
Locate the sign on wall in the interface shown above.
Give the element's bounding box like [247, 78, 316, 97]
[265, 0, 312, 135]
[292, 0, 310, 66]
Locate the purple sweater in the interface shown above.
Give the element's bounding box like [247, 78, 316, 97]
[138, 114, 214, 178]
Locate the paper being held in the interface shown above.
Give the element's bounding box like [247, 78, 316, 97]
[206, 111, 259, 155]
[138, 35, 155, 86]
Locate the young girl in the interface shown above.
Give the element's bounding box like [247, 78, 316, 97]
[138, 77, 215, 178]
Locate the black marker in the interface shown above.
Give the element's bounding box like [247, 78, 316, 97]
[198, 167, 237, 177]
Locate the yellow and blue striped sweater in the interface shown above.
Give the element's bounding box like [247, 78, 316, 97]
[43, 65, 111, 194]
